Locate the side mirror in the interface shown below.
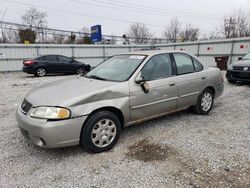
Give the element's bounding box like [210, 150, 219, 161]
[135, 72, 149, 93]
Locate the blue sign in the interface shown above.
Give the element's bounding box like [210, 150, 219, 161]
[91, 25, 102, 42]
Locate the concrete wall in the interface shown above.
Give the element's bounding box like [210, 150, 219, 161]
[0, 37, 250, 72]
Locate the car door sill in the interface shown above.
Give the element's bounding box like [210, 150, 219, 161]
[126, 107, 188, 127]
[130, 97, 178, 110]
[180, 91, 199, 98]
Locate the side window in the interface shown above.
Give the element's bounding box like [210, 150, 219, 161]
[173, 53, 194, 75]
[37, 56, 45, 61]
[193, 58, 203, 72]
[141, 54, 173, 81]
[59, 56, 72, 63]
[45, 55, 58, 62]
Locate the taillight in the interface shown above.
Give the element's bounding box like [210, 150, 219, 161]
[23, 60, 33, 65]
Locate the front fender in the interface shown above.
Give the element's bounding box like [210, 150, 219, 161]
[69, 96, 130, 124]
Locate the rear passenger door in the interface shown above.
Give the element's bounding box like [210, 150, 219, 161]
[172, 53, 207, 108]
[44, 55, 61, 73]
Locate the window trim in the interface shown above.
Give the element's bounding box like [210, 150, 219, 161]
[172, 52, 196, 75]
[44, 55, 59, 62]
[139, 53, 175, 81]
[192, 57, 204, 72]
[58, 55, 73, 63]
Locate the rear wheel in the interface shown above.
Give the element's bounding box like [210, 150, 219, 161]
[192, 88, 214, 115]
[80, 111, 121, 153]
[35, 68, 46, 77]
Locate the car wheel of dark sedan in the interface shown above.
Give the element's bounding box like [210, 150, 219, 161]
[81, 111, 121, 153]
[192, 88, 214, 115]
[76, 67, 86, 75]
[35, 68, 46, 77]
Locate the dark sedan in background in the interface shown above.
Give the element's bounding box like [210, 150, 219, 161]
[23, 55, 91, 77]
[226, 53, 250, 83]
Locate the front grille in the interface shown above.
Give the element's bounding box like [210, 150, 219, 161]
[233, 66, 244, 70]
[20, 127, 30, 141]
[20, 99, 32, 114]
[233, 66, 250, 71]
[231, 72, 250, 79]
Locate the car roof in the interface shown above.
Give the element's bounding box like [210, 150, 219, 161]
[117, 50, 189, 56]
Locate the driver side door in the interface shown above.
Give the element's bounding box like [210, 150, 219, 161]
[129, 53, 178, 122]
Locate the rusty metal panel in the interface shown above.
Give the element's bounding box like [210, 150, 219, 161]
[0, 46, 37, 59]
[74, 46, 103, 57]
[105, 47, 130, 56]
[174, 45, 198, 55]
[233, 41, 250, 55]
[38, 46, 72, 57]
[199, 43, 231, 55]
[0, 60, 22, 71]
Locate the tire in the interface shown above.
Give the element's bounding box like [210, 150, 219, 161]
[227, 79, 236, 83]
[76, 67, 86, 75]
[80, 111, 121, 153]
[35, 67, 46, 77]
[192, 88, 214, 115]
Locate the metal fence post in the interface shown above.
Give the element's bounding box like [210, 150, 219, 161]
[103, 45, 106, 60]
[36, 46, 39, 56]
[197, 43, 200, 57]
[230, 40, 235, 65]
[71, 46, 74, 58]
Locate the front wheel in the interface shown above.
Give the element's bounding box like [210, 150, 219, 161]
[76, 67, 86, 75]
[80, 111, 121, 153]
[192, 88, 214, 115]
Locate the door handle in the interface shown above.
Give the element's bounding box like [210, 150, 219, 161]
[169, 83, 176, 86]
[201, 77, 206, 80]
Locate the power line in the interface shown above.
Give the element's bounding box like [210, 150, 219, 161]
[0, 21, 169, 42]
[70, 0, 223, 20]
[4, 0, 166, 28]
[102, 0, 223, 18]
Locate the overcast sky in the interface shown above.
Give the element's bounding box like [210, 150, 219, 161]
[0, 0, 250, 38]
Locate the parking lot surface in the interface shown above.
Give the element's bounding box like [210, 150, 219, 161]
[0, 72, 249, 187]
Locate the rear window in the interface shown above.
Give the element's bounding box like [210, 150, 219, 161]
[193, 58, 203, 72]
[173, 53, 194, 75]
[44, 56, 58, 61]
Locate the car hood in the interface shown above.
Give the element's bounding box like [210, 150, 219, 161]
[25, 76, 128, 107]
[232, 60, 250, 67]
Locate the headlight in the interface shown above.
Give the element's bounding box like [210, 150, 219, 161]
[227, 65, 233, 70]
[29, 107, 70, 120]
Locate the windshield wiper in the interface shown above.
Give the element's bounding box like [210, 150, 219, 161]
[85, 75, 107, 81]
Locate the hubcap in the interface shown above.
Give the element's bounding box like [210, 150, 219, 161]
[91, 119, 116, 148]
[37, 68, 45, 76]
[201, 92, 213, 112]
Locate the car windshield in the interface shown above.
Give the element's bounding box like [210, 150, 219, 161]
[86, 54, 146, 82]
[242, 53, 250, 60]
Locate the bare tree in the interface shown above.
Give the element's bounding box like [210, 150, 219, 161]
[21, 7, 47, 43]
[0, 9, 7, 43]
[164, 18, 181, 43]
[51, 34, 65, 44]
[127, 23, 153, 44]
[180, 24, 199, 42]
[76, 27, 92, 44]
[221, 8, 250, 38]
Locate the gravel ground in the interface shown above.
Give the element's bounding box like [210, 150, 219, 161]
[0, 72, 249, 188]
